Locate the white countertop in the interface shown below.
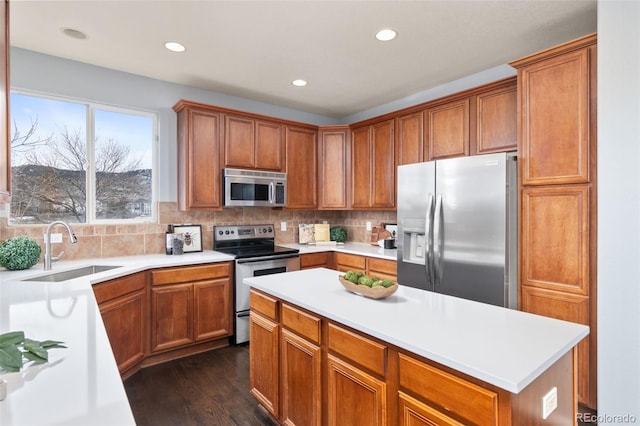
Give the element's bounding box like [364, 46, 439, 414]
[245, 268, 589, 394]
[282, 242, 397, 260]
[0, 250, 234, 426]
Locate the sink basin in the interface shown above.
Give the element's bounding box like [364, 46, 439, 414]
[22, 265, 123, 282]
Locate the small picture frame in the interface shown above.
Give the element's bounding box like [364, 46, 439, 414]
[173, 224, 203, 253]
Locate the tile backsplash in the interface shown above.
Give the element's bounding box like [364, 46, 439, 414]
[0, 202, 397, 262]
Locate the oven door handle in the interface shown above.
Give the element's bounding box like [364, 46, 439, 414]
[236, 253, 300, 264]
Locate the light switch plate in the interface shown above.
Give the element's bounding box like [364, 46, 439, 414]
[542, 387, 557, 419]
[280, 221, 287, 231]
[366, 221, 372, 231]
[47, 233, 63, 244]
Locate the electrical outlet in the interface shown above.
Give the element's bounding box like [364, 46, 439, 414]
[48, 233, 63, 244]
[280, 221, 287, 231]
[542, 387, 558, 419]
[366, 221, 372, 231]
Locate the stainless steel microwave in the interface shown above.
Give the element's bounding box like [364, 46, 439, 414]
[223, 168, 287, 207]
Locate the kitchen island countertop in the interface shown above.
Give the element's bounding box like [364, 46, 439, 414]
[245, 268, 589, 394]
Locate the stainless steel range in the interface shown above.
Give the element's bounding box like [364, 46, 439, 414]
[213, 224, 300, 344]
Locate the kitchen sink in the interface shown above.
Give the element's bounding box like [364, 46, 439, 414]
[21, 265, 123, 282]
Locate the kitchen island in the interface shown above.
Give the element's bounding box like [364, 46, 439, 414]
[245, 268, 589, 425]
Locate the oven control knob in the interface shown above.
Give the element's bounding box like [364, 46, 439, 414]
[225, 230, 230, 235]
[218, 230, 223, 235]
[263, 228, 267, 233]
[268, 227, 273, 233]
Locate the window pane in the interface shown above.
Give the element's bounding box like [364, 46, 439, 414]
[94, 109, 153, 220]
[10, 93, 87, 224]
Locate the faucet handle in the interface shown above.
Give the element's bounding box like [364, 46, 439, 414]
[52, 251, 65, 262]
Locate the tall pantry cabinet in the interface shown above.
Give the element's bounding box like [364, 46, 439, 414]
[510, 33, 597, 409]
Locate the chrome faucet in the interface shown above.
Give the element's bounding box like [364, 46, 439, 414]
[44, 221, 78, 270]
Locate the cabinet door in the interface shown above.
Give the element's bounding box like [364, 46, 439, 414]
[224, 115, 255, 169]
[249, 312, 280, 418]
[176, 107, 221, 209]
[300, 252, 333, 270]
[519, 48, 591, 185]
[350, 126, 372, 208]
[521, 185, 590, 295]
[425, 98, 470, 160]
[371, 119, 396, 208]
[327, 354, 387, 426]
[194, 278, 232, 341]
[521, 285, 590, 405]
[255, 120, 284, 171]
[367, 257, 397, 282]
[0, 0, 9, 203]
[286, 126, 317, 209]
[281, 329, 321, 426]
[396, 111, 424, 165]
[398, 391, 465, 426]
[151, 283, 193, 352]
[475, 83, 517, 154]
[318, 127, 349, 209]
[99, 289, 147, 376]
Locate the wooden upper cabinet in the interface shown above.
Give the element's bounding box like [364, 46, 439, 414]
[396, 111, 424, 165]
[224, 115, 284, 171]
[474, 81, 517, 155]
[521, 185, 590, 295]
[174, 101, 222, 210]
[424, 98, 469, 160]
[224, 115, 255, 169]
[350, 119, 395, 209]
[318, 126, 349, 209]
[286, 125, 317, 209]
[511, 34, 596, 185]
[0, 0, 10, 204]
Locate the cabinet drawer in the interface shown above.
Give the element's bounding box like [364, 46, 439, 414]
[250, 289, 279, 321]
[94, 272, 146, 304]
[367, 257, 396, 276]
[334, 253, 366, 270]
[328, 323, 387, 377]
[151, 262, 231, 285]
[399, 353, 498, 425]
[281, 303, 321, 344]
[300, 252, 331, 269]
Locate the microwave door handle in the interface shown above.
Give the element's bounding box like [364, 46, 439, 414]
[269, 182, 275, 204]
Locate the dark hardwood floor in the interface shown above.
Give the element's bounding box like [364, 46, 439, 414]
[124, 344, 277, 426]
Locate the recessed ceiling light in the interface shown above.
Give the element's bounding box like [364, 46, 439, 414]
[375, 29, 397, 42]
[61, 27, 88, 40]
[292, 79, 308, 87]
[165, 42, 186, 53]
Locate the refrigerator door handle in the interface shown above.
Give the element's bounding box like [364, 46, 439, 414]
[433, 194, 444, 290]
[425, 193, 435, 287]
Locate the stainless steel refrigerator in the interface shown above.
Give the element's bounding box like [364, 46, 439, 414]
[397, 152, 517, 308]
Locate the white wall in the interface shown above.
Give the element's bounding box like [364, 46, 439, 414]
[598, 0, 640, 422]
[10, 48, 341, 203]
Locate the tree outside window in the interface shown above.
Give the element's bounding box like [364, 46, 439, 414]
[10, 92, 156, 224]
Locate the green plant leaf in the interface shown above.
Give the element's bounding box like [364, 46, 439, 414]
[40, 340, 66, 349]
[23, 351, 47, 364]
[0, 344, 24, 371]
[23, 339, 48, 361]
[0, 331, 25, 347]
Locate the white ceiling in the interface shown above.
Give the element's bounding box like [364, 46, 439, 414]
[9, 0, 597, 119]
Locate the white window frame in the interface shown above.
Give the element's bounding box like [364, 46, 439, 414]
[10, 90, 159, 224]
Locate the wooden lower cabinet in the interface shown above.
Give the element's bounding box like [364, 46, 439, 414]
[93, 272, 148, 379]
[249, 311, 280, 418]
[334, 252, 397, 281]
[150, 263, 233, 354]
[281, 329, 322, 426]
[398, 391, 464, 426]
[300, 252, 334, 270]
[327, 354, 387, 426]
